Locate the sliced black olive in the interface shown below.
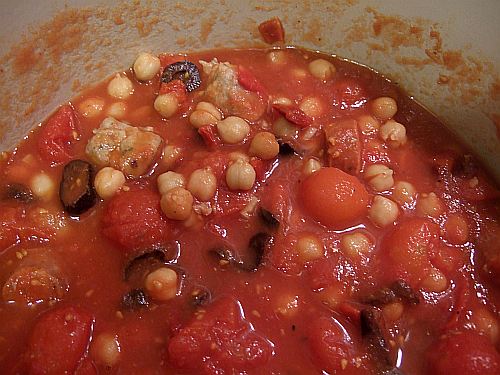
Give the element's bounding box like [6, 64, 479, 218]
[390, 279, 419, 306]
[278, 141, 296, 156]
[210, 233, 272, 272]
[383, 368, 406, 375]
[364, 279, 419, 307]
[191, 287, 212, 307]
[123, 248, 167, 281]
[210, 247, 239, 265]
[59, 160, 96, 215]
[258, 207, 279, 231]
[1, 183, 33, 203]
[122, 288, 150, 310]
[161, 61, 201, 92]
[364, 287, 397, 307]
[360, 307, 392, 369]
[247, 232, 273, 271]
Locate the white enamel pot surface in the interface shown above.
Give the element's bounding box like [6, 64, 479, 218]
[0, 0, 499, 181]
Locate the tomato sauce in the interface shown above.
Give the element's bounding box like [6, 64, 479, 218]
[0, 46, 499, 375]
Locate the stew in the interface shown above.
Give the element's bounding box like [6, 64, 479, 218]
[0, 36, 499, 375]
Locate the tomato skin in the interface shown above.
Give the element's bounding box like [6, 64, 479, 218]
[308, 316, 366, 374]
[102, 188, 172, 251]
[427, 331, 500, 375]
[168, 297, 273, 374]
[383, 218, 439, 286]
[27, 305, 94, 375]
[237, 65, 267, 97]
[258, 17, 285, 44]
[300, 167, 370, 229]
[37, 105, 78, 165]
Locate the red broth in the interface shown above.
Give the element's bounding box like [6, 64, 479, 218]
[0, 47, 499, 375]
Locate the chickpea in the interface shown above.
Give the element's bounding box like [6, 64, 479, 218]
[189, 110, 218, 129]
[161, 145, 182, 170]
[226, 160, 256, 191]
[369, 195, 399, 227]
[420, 268, 448, 293]
[357, 115, 380, 135]
[296, 234, 324, 263]
[275, 294, 299, 317]
[229, 151, 250, 163]
[273, 117, 298, 139]
[94, 167, 126, 199]
[249, 132, 280, 160]
[133, 52, 161, 81]
[78, 97, 105, 118]
[308, 58, 336, 81]
[382, 302, 404, 322]
[107, 102, 127, 119]
[415, 192, 445, 218]
[145, 267, 178, 301]
[267, 50, 287, 65]
[91, 333, 120, 367]
[187, 168, 217, 201]
[30, 173, 55, 201]
[107, 73, 134, 99]
[471, 307, 499, 344]
[160, 187, 193, 220]
[392, 181, 417, 207]
[303, 158, 322, 176]
[290, 68, 309, 81]
[196, 101, 222, 120]
[319, 285, 344, 309]
[444, 213, 469, 245]
[217, 116, 250, 144]
[379, 120, 407, 148]
[154, 93, 179, 118]
[299, 97, 323, 118]
[370, 97, 398, 121]
[340, 232, 373, 259]
[189, 102, 222, 129]
[364, 164, 394, 192]
[157, 171, 185, 195]
[272, 96, 293, 106]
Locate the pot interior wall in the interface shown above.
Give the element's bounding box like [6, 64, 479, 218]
[0, 0, 498, 180]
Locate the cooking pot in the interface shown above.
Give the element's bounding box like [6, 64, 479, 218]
[0, 0, 499, 180]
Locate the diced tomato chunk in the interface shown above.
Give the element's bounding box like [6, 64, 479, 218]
[168, 297, 273, 374]
[27, 305, 94, 375]
[250, 158, 273, 182]
[102, 188, 172, 251]
[300, 167, 370, 229]
[273, 104, 313, 128]
[427, 331, 500, 375]
[237, 65, 267, 97]
[198, 125, 220, 149]
[0, 225, 18, 252]
[37, 105, 78, 165]
[383, 218, 439, 286]
[159, 80, 188, 104]
[258, 17, 285, 44]
[74, 358, 97, 375]
[308, 316, 367, 374]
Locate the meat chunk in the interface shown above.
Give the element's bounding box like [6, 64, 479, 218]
[85, 117, 163, 178]
[199, 59, 267, 121]
[324, 119, 362, 175]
